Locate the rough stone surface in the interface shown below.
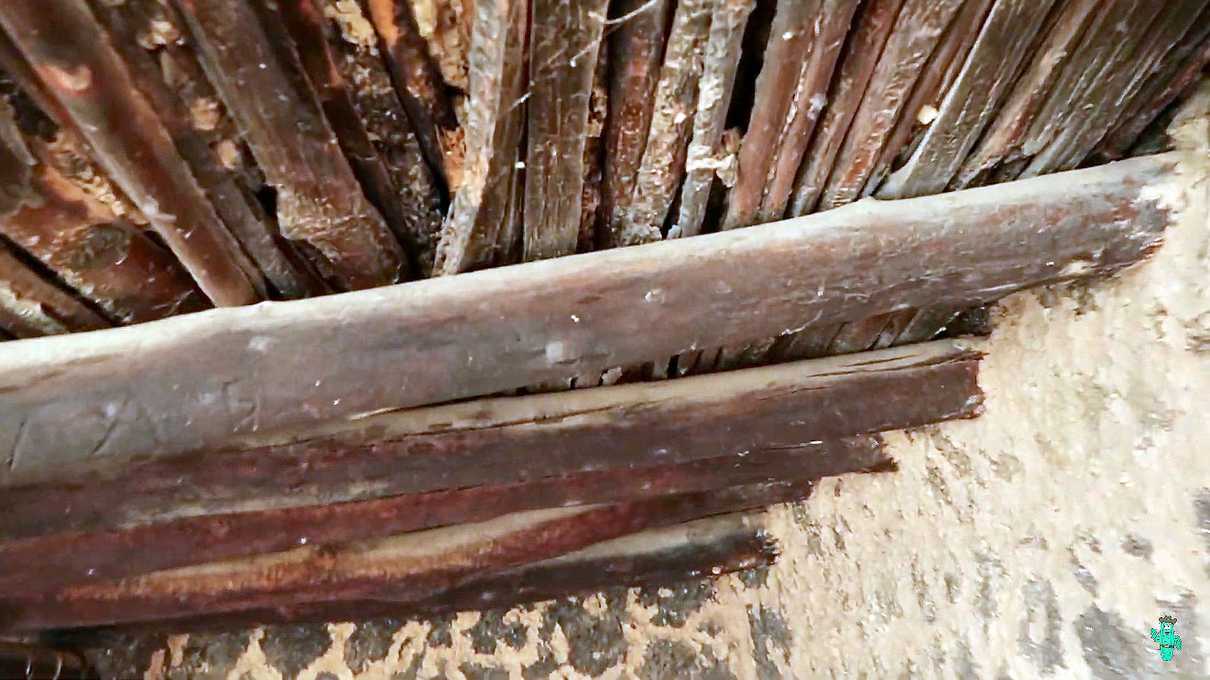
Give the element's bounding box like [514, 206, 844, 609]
[78, 91, 1210, 678]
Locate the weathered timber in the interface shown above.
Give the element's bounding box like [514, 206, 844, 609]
[578, 41, 609, 251]
[787, 0, 903, 216]
[952, 0, 1100, 188]
[363, 0, 459, 187]
[0, 436, 888, 595]
[0, 100, 204, 323]
[722, 0, 821, 230]
[1013, 1, 1151, 170]
[174, 0, 406, 290]
[1023, 0, 1205, 176]
[433, 0, 527, 274]
[602, 0, 672, 246]
[0, 341, 976, 539]
[673, 0, 752, 238]
[0, 1, 266, 306]
[322, 0, 446, 276]
[97, 0, 324, 301]
[56, 512, 778, 634]
[758, 0, 860, 223]
[0, 154, 1180, 478]
[861, 0, 993, 199]
[1092, 7, 1210, 163]
[817, 0, 965, 210]
[0, 242, 110, 338]
[2, 482, 812, 631]
[280, 0, 415, 281]
[618, 0, 713, 244]
[522, 0, 609, 260]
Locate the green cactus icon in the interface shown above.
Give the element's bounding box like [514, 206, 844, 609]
[1150, 615, 1182, 663]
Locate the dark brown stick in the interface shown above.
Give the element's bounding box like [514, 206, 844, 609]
[97, 0, 325, 300]
[673, 0, 753, 238]
[363, 0, 459, 187]
[174, 0, 406, 290]
[602, 0, 672, 247]
[617, 0, 714, 244]
[522, 0, 610, 260]
[433, 0, 528, 274]
[787, 0, 904, 216]
[0, 241, 110, 338]
[722, 0, 821, 230]
[817, 0, 965, 210]
[758, 0, 861, 223]
[0, 154, 1179, 479]
[0, 1, 266, 306]
[322, 0, 446, 276]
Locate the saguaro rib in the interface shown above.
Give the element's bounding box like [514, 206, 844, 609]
[0, 242, 110, 338]
[0, 154, 1181, 479]
[0, 1, 265, 306]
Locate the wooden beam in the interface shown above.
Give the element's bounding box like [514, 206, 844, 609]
[2, 481, 813, 631]
[53, 511, 779, 634]
[0, 435, 889, 595]
[0, 154, 1179, 481]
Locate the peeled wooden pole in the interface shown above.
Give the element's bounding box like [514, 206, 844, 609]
[0, 154, 1180, 482]
[2, 480, 815, 632]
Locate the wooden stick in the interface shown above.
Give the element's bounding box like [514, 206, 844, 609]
[952, 0, 1100, 189]
[787, 0, 903, 216]
[618, 0, 714, 244]
[321, 0, 446, 276]
[0, 154, 1180, 480]
[1092, 7, 1210, 163]
[601, 0, 672, 247]
[758, 0, 861, 223]
[0, 1, 266, 306]
[522, 0, 610, 260]
[0, 99, 205, 323]
[722, 0, 821, 229]
[2, 481, 814, 632]
[173, 0, 406, 290]
[673, 0, 752, 238]
[0, 435, 890, 595]
[96, 0, 325, 300]
[0, 241, 110, 338]
[363, 0, 459, 187]
[817, 0, 965, 210]
[433, 0, 528, 274]
[0, 340, 976, 538]
[1023, 0, 1207, 176]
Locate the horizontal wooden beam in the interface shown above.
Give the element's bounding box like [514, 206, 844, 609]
[61, 511, 778, 635]
[0, 154, 1177, 481]
[1, 481, 812, 631]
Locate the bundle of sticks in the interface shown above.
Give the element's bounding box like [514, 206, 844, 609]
[0, 0, 1203, 633]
